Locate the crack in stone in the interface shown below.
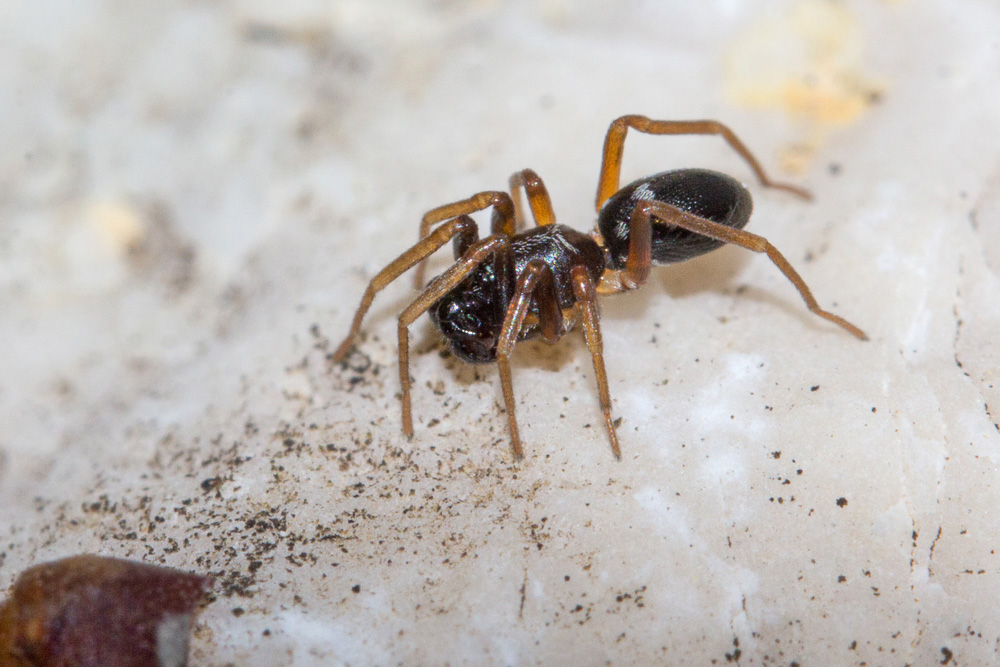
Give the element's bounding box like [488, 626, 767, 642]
[952, 256, 1000, 432]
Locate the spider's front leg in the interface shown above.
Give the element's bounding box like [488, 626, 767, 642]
[493, 259, 621, 460]
[333, 215, 479, 363]
[412, 191, 516, 289]
[508, 168, 556, 228]
[570, 265, 621, 459]
[396, 235, 514, 439]
[494, 258, 563, 459]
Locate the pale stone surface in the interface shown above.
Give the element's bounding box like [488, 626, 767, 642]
[2, 1, 999, 664]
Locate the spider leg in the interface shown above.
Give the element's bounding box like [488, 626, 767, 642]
[593, 191, 656, 295]
[570, 265, 621, 460]
[633, 201, 868, 340]
[595, 115, 811, 212]
[508, 168, 556, 228]
[413, 191, 516, 289]
[495, 259, 563, 459]
[333, 215, 479, 363]
[397, 235, 513, 438]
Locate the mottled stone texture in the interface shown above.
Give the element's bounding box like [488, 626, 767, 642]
[2, 1, 999, 664]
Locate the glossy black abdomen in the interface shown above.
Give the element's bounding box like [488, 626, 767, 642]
[597, 168, 753, 270]
[429, 224, 604, 364]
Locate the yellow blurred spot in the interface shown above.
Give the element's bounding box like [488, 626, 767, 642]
[87, 200, 145, 255]
[724, 0, 884, 172]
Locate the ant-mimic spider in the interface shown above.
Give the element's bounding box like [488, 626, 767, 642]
[334, 115, 867, 460]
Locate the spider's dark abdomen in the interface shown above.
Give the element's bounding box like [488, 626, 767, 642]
[429, 224, 604, 364]
[597, 168, 753, 270]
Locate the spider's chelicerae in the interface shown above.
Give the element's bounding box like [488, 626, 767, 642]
[334, 115, 867, 460]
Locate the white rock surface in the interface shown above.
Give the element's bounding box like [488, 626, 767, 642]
[2, 0, 1000, 664]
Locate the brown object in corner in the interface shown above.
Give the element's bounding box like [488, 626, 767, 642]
[0, 554, 211, 667]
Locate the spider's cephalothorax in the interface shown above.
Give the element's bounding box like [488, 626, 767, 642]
[429, 224, 604, 364]
[334, 115, 867, 460]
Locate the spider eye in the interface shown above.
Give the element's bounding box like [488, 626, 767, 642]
[431, 295, 498, 363]
[439, 297, 492, 339]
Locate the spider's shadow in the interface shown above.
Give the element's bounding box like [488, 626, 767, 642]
[598, 244, 753, 323]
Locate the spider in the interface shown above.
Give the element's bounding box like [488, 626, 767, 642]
[333, 115, 867, 460]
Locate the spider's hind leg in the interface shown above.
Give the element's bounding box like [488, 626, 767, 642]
[635, 201, 867, 340]
[595, 115, 811, 211]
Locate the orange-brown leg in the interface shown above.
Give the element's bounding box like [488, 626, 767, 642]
[334, 216, 479, 363]
[397, 235, 513, 437]
[570, 266, 621, 459]
[508, 168, 556, 228]
[631, 201, 868, 340]
[593, 192, 656, 296]
[595, 115, 811, 212]
[494, 259, 564, 459]
[413, 191, 516, 289]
